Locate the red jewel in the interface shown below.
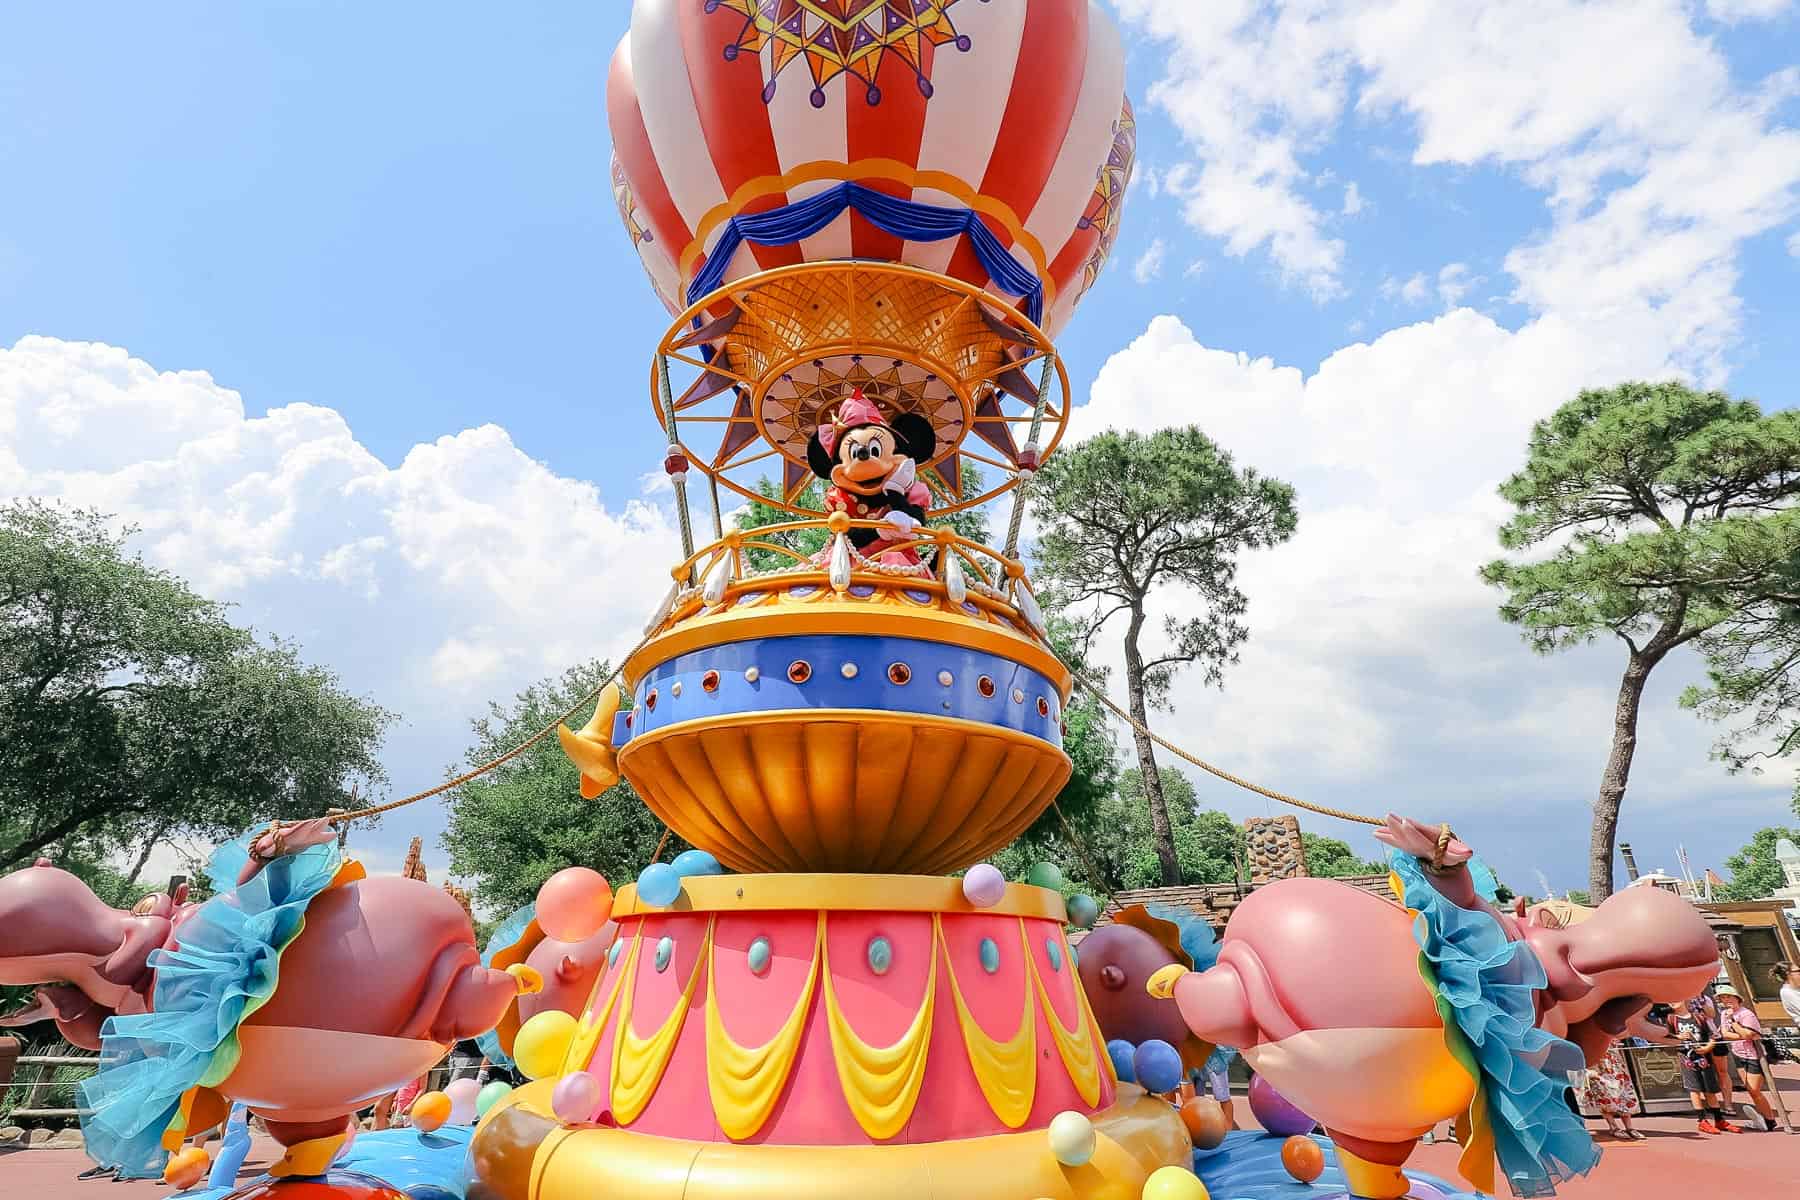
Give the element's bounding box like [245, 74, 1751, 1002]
[663, 450, 689, 476]
[1016, 447, 1040, 471]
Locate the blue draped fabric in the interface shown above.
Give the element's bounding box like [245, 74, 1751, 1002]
[473, 901, 537, 1071]
[79, 835, 340, 1179]
[1391, 851, 1598, 1198]
[687, 181, 1046, 325]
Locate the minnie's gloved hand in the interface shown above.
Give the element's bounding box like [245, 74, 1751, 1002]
[881, 511, 920, 537]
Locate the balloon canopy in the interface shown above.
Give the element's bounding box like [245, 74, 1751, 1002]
[608, 0, 1135, 338]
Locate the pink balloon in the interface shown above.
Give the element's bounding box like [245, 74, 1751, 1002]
[962, 864, 1006, 909]
[537, 868, 614, 942]
[551, 1070, 604, 1125]
[444, 1077, 482, 1126]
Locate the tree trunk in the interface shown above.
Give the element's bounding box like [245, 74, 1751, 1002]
[1590, 651, 1655, 903]
[120, 820, 174, 896]
[1123, 609, 1181, 885]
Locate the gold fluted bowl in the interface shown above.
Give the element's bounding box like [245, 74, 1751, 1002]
[615, 570, 1072, 875]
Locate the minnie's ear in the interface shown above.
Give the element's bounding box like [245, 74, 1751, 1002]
[892, 413, 936, 463]
[806, 432, 837, 480]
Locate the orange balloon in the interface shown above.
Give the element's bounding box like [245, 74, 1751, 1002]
[536, 867, 614, 942]
[163, 1145, 211, 1191]
[1280, 1135, 1325, 1184]
[1180, 1096, 1230, 1150]
[410, 1090, 452, 1133]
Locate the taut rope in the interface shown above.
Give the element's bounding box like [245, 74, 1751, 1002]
[1065, 664, 1384, 829]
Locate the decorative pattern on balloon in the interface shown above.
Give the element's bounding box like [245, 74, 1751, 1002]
[712, 0, 972, 106]
[1076, 98, 1136, 293]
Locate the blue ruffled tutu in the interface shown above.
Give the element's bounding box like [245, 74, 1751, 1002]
[1390, 851, 1598, 1198]
[473, 901, 537, 1071]
[80, 834, 341, 1178]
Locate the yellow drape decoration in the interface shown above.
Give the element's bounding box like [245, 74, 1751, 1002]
[937, 916, 1036, 1128]
[1024, 921, 1103, 1106]
[559, 929, 639, 1078]
[821, 919, 938, 1140]
[612, 919, 711, 1125]
[707, 915, 825, 1141]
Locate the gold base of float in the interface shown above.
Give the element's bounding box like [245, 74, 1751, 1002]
[470, 1080, 1192, 1200]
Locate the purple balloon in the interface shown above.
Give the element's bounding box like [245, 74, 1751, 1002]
[962, 864, 1006, 908]
[1248, 1074, 1316, 1136]
[551, 1070, 604, 1125]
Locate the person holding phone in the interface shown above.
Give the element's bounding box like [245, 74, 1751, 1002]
[1716, 985, 1778, 1131]
[1668, 1003, 1740, 1134]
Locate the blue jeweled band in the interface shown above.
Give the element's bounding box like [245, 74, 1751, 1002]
[618, 634, 1062, 749]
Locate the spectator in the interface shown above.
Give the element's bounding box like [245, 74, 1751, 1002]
[1667, 1003, 1740, 1134]
[1580, 1045, 1642, 1140]
[1779, 964, 1800, 1027]
[1716, 985, 1778, 1131]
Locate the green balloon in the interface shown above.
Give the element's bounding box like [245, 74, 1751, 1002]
[1067, 893, 1099, 929]
[1025, 861, 1065, 891]
[475, 1080, 514, 1119]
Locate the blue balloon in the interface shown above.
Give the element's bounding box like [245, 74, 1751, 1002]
[671, 849, 724, 878]
[1106, 1039, 1138, 1084]
[1132, 1039, 1183, 1095]
[638, 862, 682, 907]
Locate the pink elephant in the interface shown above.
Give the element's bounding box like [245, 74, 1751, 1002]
[0, 828, 535, 1182]
[1152, 816, 1720, 1199]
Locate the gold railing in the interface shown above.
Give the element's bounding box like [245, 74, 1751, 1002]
[644, 514, 1051, 643]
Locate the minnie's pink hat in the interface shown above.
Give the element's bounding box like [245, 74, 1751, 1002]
[819, 388, 887, 456]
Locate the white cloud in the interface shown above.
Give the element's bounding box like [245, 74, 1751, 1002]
[2, 335, 682, 859]
[1341, 181, 1365, 215]
[1063, 308, 1793, 887]
[1134, 237, 1169, 283]
[1437, 262, 1475, 307]
[1114, 1, 1800, 365]
[1381, 272, 1430, 304]
[1789, 230, 1800, 257]
[1704, 0, 1794, 20]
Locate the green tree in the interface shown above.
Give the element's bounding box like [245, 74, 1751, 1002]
[1482, 383, 1800, 900]
[1031, 428, 1298, 885]
[0, 500, 390, 876]
[1565, 888, 1593, 906]
[1301, 832, 1384, 878]
[441, 659, 686, 914]
[1716, 825, 1800, 901]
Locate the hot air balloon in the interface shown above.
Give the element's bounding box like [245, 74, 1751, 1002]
[608, 0, 1135, 513]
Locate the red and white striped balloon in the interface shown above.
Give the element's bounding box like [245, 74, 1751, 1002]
[607, 0, 1134, 336]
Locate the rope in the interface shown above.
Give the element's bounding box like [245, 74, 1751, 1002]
[1066, 665, 1383, 829]
[321, 635, 654, 828]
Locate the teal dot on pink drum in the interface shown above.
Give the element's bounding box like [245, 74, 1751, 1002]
[748, 936, 772, 975]
[979, 937, 1001, 974]
[654, 936, 674, 973]
[867, 935, 893, 975]
[1045, 938, 1063, 972]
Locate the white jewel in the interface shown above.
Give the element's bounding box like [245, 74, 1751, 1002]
[841, 662, 858, 679]
[828, 534, 852, 592]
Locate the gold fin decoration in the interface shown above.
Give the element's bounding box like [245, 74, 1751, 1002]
[821, 915, 937, 1140]
[558, 684, 623, 799]
[270, 1130, 351, 1178]
[560, 929, 638, 1076]
[938, 916, 1035, 1128]
[707, 915, 825, 1140]
[1024, 920, 1102, 1106]
[611, 918, 711, 1124]
[327, 858, 367, 890]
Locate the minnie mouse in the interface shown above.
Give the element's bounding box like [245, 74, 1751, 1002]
[806, 388, 937, 567]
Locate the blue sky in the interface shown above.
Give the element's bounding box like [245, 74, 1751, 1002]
[4, 2, 1800, 896]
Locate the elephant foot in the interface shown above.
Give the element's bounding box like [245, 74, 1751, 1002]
[261, 1116, 354, 1178]
[1325, 1129, 1418, 1200]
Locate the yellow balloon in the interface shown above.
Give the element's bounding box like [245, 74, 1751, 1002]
[1141, 1166, 1210, 1200]
[515, 1009, 580, 1080]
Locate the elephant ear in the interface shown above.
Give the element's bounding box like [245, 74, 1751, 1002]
[1112, 904, 1194, 970]
[891, 412, 936, 464]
